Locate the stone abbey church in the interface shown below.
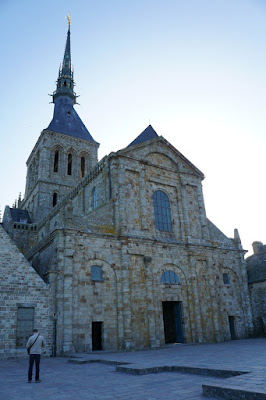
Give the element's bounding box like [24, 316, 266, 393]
[1, 23, 254, 359]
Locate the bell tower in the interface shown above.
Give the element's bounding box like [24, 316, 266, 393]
[21, 18, 99, 222]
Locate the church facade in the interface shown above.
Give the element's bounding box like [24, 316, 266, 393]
[2, 22, 253, 356]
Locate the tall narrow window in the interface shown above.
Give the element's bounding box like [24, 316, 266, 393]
[153, 190, 172, 232]
[16, 307, 34, 347]
[92, 187, 98, 208]
[67, 153, 72, 175]
[53, 150, 59, 173]
[52, 192, 58, 207]
[81, 156, 85, 178]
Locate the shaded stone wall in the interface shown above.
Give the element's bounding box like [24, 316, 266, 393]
[246, 242, 266, 336]
[0, 225, 53, 359]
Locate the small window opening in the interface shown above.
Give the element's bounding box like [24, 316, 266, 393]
[81, 156, 85, 178]
[64, 80, 67, 87]
[223, 273, 230, 285]
[91, 266, 103, 281]
[53, 192, 58, 207]
[67, 153, 72, 175]
[54, 150, 59, 173]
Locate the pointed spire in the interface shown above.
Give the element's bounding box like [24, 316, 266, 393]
[52, 15, 76, 104]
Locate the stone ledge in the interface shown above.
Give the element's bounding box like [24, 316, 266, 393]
[202, 383, 266, 400]
[68, 358, 130, 366]
[115, 364, 248, 377]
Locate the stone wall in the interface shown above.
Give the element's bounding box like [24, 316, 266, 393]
[0, 225, 53, 359]
[246, 242, 266, 336]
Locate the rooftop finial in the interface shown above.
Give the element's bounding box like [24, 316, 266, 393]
[67, 12, 71, 27]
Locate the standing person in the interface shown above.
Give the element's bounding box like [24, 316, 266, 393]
[26, 329, 45, 383]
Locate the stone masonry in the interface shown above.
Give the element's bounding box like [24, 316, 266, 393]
[1, 22, 254, 357]
[0, 225, 53, 359]
[246, 241, 266, 336]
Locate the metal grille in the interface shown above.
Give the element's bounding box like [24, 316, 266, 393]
[16, 307, 34, 347]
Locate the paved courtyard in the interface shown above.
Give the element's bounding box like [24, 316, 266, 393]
[0, 338, 265, 400]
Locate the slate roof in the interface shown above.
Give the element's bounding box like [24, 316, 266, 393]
[10, 208, 32, 224]
[46, 97, 96, 142]
[127, 125, 159, 147]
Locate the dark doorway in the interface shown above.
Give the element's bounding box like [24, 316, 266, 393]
[229, 316, 236, 340]
[162, 301, 183, 344]
[92, 321, 103, 350]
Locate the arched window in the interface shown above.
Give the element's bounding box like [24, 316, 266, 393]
[91, 266, 103, 281]
[160, 270, 180, 284]
[54, 150, 59, 173]
[67, 153, 72, 175]
[153, 190, 172, 232]
[92, 187, 98, 208]
[52, 192, 58, 207]
[80, 156, 85, 178]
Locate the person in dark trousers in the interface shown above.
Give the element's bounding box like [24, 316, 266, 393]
[26, 329, 45, 383]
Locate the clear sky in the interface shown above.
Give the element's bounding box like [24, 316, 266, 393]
[1, 0, 265, 256]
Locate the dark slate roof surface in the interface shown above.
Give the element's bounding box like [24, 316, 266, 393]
[47, 97, 96, 142]
[127, 125, 159, 147]
[10, 208, 32, 223]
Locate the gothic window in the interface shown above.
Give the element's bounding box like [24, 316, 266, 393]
[223, 273, 230, 285]
[52, 192, 58, 207]
[153, 190, 172, 232]
[92, 187, 98, 208]
[160, 270, 180, 284]
[91, 266, 103, 281]
[54, 150, 59, 172]
[67, 153, 72, 175]
[16, 307, 34, 347]
[81, 156, 85, 178]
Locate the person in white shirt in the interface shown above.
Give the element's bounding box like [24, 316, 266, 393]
[26, 329, 45, 383]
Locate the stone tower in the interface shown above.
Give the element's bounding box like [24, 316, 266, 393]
[21, 21, 99, 221]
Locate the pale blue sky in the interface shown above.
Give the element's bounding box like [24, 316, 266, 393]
[1, 0, 265, 255]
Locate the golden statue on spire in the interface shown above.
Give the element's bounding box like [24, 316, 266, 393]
[67, 13, 71, 26]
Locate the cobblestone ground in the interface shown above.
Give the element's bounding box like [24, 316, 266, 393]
[0, 358, 218, 400]
[0, 338, 265, 400]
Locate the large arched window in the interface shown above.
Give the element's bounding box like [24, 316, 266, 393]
[53, 150, 59, 173]
[67, 153, 72, 175]
[153, 190, 172, 231]
[80, 156, 85, 178]
[92, 187, 98, 208]
[160, 270, 180, 284]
